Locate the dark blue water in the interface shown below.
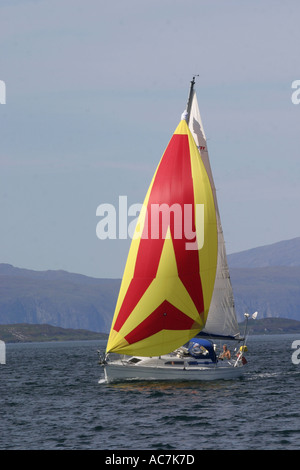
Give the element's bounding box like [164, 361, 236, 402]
[1, 335, 300, 450]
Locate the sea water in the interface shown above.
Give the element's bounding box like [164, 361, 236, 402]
[0, 334, 299, 450]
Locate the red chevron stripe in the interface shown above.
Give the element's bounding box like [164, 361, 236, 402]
[124, 300, 195, 345]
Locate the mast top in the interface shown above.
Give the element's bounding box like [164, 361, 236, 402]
[191, 75, 199, 86]
[186, 75, 199, 123]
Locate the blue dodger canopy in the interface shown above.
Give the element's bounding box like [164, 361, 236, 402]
[188, 338, 217, 362]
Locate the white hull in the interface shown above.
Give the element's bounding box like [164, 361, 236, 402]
[101, 355, 245, 383]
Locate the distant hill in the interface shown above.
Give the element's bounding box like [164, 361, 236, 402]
[228, 237, 300, 268]
[0, 323, 108, 343]
[227, 237, 300, 322]
[0, 236, 299, 330]
[0, 263, 119, 333]
[238, 317, 300, 335]
[230, 266, 300, 321]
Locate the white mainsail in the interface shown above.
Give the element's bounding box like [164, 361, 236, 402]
[188, 90, 240, 339]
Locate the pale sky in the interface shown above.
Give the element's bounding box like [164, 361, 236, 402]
[0, 0, 299, 278]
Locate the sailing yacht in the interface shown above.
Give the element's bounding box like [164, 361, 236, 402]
[100, 78, 254, 383]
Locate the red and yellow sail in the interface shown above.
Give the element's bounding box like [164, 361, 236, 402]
[106, 119, 217, 356]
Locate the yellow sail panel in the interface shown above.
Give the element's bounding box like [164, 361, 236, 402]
[106, 119, 217, 356]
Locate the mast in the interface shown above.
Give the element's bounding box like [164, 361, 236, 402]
[186, 75, 199, 124]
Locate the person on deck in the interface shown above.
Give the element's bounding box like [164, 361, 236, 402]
[219, 344, 231, 360]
